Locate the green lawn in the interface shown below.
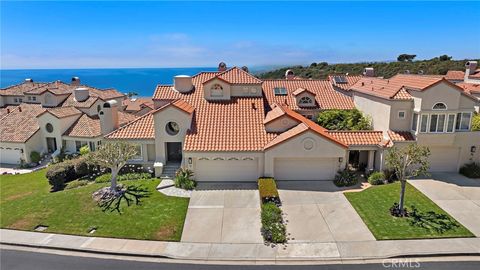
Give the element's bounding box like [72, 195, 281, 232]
[345, 182, 474, 240]
[0, 170, 189, 241]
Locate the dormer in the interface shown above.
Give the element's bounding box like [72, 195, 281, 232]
[203, 67, 263, 101]
[292, 88, 316, 108]
[264, 104, 301, 133]
[203, 77, 231, 101]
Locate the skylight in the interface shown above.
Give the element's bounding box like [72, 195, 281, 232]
[274, 87, 287, 96]
[333, 75, 348, 84]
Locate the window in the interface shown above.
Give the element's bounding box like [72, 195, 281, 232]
[429, 114, 447, 133]
[429, 114, 438, 132]
[89, 141, 96, 151]
[14, 98, 18, 103]
[437, 114, 446, 132]
[432, 102, 447, 110]
[45, 123, 54, 133]
[420, 114, 428, 133]
[274, 87, 287, 96]
[333, 76, 348, 84]
[28, 96, 32, 101]
[412, 113, 419, 131]
[166, 121, 180, 135]
[298, 96, 313, 105]
[32, 96, 36, 101]
[75, 141, 87, 151]
[19, 98, 23, 102]
[456, 112, 471, 131]
[211, 84, 223, 97]
[446, 114, 455, 133]
[131, 145, 143, 160]
[398, 111, 406, 119]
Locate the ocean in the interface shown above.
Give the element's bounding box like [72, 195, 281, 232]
[0, 67, 226, 97]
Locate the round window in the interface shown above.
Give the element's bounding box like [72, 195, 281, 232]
[166, 122, 180, 135]
[303, 138, 315, 151]
[46, 123, 54, 133]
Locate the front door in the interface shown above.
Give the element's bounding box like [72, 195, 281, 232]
[46, 137, 57, 153]
[166, 142, 182, 163]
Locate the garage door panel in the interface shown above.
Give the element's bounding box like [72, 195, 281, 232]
[274, 158, 336, 181]
[428, 147, 459, 172]
[0, 148, 23, 164]
[195, 159, 258, 182]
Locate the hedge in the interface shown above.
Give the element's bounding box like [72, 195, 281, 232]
[459, 162, 480, 179]
[258, 178, 280, 205]
[46, 156, 95, 191]
[94, 172, 152, 183]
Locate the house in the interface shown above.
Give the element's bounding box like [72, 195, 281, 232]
[0, 78, 136, 164]
[123, 98, 154, 116]
[105, 64, 479, 181]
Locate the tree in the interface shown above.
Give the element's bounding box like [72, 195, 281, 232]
[127, 92, 138, 98]
[316, 109, 372, 130]
[89, 141, 138, 191]
[397, 54, 417, 62]
[438, 55, 452, 61]
[385, 144, 430, 216]
[472, 113, 480, 131]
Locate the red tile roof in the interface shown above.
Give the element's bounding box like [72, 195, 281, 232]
[469, 69, 480, 79]
[123, 98, 154, 112]
[1, 82, 47, 96]
[328, 131, 384, 146]
[457, 82, 480, 95]
[105, 111, 155, 140]
[215, 67, 263, 84]
[64, 111, 137, 138]
[292, 87, 316, 96]
[263, 79, 354, 110]
[0, 104, 46, 143]
[328, 75, 363, 90]
[38, 106, 82, 119]
[445, 70, 465, 81]
[25, 81, 73, 95]
[387, 130, 415, 142]
[154, 99, 195, 115]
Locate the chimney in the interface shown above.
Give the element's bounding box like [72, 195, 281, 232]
[24, 78, 33, 84]
[363, 67, 375, 77]
[285, 69, 295, 80]
[99, 100, 119, 134]
[466, 61, 478, 75]
[218, 62, 227, 72]
[74, 87, 90, 102]
[71, 76, 80, 86]
[173, 75, 194, 93]
[18, 106, 22, 112]
[6, 108, 10, 114]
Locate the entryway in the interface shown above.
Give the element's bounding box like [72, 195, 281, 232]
[166, 142, 182, 163]
[46, 137, 57, 153]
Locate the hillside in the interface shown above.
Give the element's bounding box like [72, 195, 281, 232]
[257, 57, 478, 80]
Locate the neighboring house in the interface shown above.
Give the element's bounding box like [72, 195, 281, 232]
[123, 98, 154, 116]
[105, 65, 479, 182]
[0, 78, 135, 164]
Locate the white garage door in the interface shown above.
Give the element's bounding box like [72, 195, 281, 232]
[428, 147, 460, 172]
[0, 148, 23, 164]
[274, 158, 337, 181]
[195, 159, 258, 182]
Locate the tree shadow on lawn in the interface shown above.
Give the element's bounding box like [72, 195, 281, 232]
[408, 205, 460, 234]
[97, 185, 151, 214]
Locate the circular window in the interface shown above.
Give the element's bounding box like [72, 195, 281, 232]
[281, 119, 289, 126]
[45, 123, 54, 133]
[166, 122, 180, 135]
[303, 138, 315, 151]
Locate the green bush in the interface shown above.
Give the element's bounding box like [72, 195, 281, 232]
[334, 169, 358, 187]
[79, 145, 90, 156]
[368, 171, 386, 185]
[459, 162, 480, 179]
[46, 164, 69, 191]
[383, 169, 398, 182]
[472, 113, 480, 131]
[258, 178, 280, 205]
[174, 168, 196, 190]
[46, 157, 97, 191]
[316, 109, 372, 130]
[260, 202, 287, 243]
[94, 172, 152, 183]
[30, 151, 41, 163]
[65, 179, 89, 190]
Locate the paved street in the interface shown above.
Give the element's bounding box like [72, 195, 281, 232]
[409, 173, 480, 236]
[277, 181, 375, 242]
[2, 249, 480, 270]
[181, 183, 263, 243]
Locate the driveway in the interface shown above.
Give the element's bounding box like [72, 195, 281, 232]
[181, 183, 263, 243]
[277, 181, 375, 242]
[409, 173, 480, 237]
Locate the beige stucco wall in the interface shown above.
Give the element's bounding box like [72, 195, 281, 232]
[0, 131, 44, 164]
[411, 82, 462, 111]
[3, 96, 24, 105]
[0, 96, 4, 107]
[37, 113, 81, 152]
[203, 79, 231, 100]
[265, 115, 299, 133]
[40, 92, 69, 107]
[389, 100, 413, 131]
[264, 130, 347, 177]
[353, 93, 391, 131]
[231, 84, 262, 97]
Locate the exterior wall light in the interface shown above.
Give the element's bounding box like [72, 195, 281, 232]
[471, 146, 477, 153]
[338, 157, 343, 163]
[188, 157, 192, 164]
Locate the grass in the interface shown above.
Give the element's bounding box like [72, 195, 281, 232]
[0, 169, 189, 241]
[345, 182, 474, 240]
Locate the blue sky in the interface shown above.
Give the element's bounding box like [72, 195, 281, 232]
[1, 1, 479, 69]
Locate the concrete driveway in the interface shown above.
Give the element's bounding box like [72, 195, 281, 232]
[409, 173, 480, 236]
[277, 181, 375, 243]
[181, 183, 263, 244]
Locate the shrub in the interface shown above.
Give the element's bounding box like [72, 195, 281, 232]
[120, 164, 149, 174]
[472, 113, 480, 131]
[72, 156, 93, 176]
[79, 145, 90, 156]
[368, 171, 386, 185]
[260, 202, 287, 243]
[46, 164, 69, 191]
[94, 172, 152, 183]
[459, 162, 480, 179]
[333, 169, 358, 187]
[95, 173, 111, 183]
[30, 151, 41, 163]
[383, 169, 398, 182]
[174, 168, 196, 190]
[65, 179, 89, 190]
[46, 157, 96, 191]
[258, 178, 281, 205]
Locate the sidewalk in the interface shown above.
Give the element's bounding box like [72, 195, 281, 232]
[1, 229, 480, 261]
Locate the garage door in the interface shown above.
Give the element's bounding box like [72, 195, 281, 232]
[274, 158, 337, 181]
[0, 148, 23, 164]
[428, 147, 460, 172]
[195, 159, 258, 181]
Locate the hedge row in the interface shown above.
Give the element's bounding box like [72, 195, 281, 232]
[46, 157, 97, 191]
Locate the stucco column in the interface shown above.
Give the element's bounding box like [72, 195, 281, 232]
[367, 150, 375, 170]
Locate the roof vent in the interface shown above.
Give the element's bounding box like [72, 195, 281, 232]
[218, 62, 227, 72]
[71, 76, 80, 86]
[363, 67, 375, 77]
[285, 69, 294, 80]
[404, 70, 410, 74]
[466, 61, 478, 75]
[24, 78, 33, 83]
[74, 87, 90, 102]
[418, 70, 424, 75]
[173, 75, 194, 93]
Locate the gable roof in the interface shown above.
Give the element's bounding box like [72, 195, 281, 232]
[0, 104, 46, 143]
[292, 87, 316, 96]
[445, 70, 465, 81]
[1, 82, 48, 96]
[64, 111, 136, 138]
[457, 82, 480, 95]
[328, 75, 363, 90]
[123, 98, 154, 112]
[387, 130, 416, 142]
[38, 106, 82, 119]
[153, 99, 195, 115]
[216, 67, 263, 84]
[327, 131, 384, 146]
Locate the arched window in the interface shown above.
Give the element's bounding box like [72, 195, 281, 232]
[211, 84, 223, 97]
[432, 102, 447, 110]
[299, 96, 313, 105]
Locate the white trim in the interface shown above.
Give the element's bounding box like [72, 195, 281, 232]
[432, 102, 447, 110]
[446, 113, 456, 133]
[397, 110, 406, 119]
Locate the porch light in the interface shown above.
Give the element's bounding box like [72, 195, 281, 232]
[471, 146, 477, 153]
[338, 157, 343, 163]
[188, 157, 192, 164]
